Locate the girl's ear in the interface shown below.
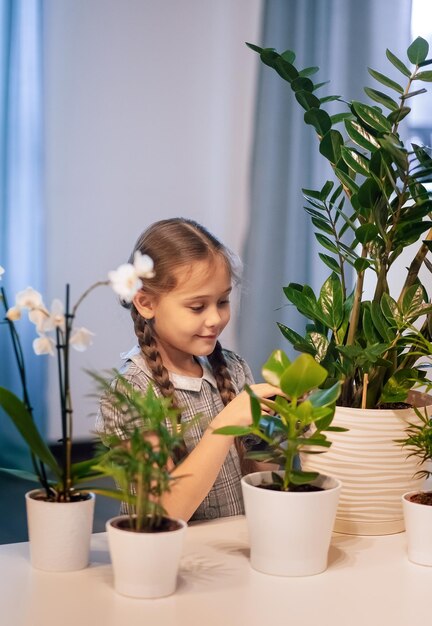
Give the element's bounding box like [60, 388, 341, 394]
[133, 291, 156, 320]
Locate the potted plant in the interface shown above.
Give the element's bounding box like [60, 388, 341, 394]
[399, 390, 432, 566]
[0, 254, 154, 571]
[91, 373, 188, 598]
[215, 349, 342, 576]
[247, 36, 432, 534]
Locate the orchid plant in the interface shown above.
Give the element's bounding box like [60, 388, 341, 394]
[0, 253, 154, 502]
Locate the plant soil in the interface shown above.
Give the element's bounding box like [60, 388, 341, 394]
[376, 402, 412, 410]
[409, 491, 432, 506]
[258, 483, 324, 493]
[111, 516, 182, 533]
[30, 490, 92, 503]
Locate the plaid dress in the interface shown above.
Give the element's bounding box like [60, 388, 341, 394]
[96, 345, 254, 521]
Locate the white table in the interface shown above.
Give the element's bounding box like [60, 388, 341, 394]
[1, 515, 431, 626]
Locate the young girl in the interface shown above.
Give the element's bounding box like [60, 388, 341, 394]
[97, 218, 278, 522]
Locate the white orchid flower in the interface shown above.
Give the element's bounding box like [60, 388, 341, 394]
[133, 252, 155, 278]
[108, 263, 143, 303]
[49, 298, 66, 330]
[0, 266, 4, 279]
[28, 307, 51, 333]
[6, 306, 21, 321]
[33, 335, 56, 356]
[16, 287, 44, 310]
[69, 327, 95, 352]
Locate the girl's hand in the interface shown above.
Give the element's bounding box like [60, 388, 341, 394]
[211, 383, 280, 430]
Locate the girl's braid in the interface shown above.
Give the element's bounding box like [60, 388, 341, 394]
[131, 306, 188, 463]
[208, 341, 256, 475]
[131, 306, 176, 402]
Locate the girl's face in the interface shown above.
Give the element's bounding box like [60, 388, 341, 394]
[136, 256, 232, 372]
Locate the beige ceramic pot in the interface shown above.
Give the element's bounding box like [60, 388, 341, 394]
[301, 391, 432, 535]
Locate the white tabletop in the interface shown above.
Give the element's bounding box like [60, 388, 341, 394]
[1, 515, 431, 626]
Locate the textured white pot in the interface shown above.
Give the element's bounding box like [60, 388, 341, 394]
[402, 491, 432, 566]
[25, 490, 95, 571]
[241, 471, 341, 577]
[301, 391, 432, 536]
[107, 515, 187, 598]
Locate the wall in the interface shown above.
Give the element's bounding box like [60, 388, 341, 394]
[43, 0, 262, 439]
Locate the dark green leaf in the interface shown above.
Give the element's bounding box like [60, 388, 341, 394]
[334, 168, 359, 194]
[319, 129, 344, 163]
[355, 223, 379, 243]
[416, 71, 432, 82]
[281, 49, 296, 63]
[313, 80, 330, 91]
[352, 101, 392, 133]
[357, 177, 382, 208]
[380, 293, 400, 324]
[345, 120, 380, 152]
[367, 67, 404, 94]
[341, 146, 370, 177]
[319, 253, 341, 273]
[291, 76, 314, 92]
[318, 273, 343, 330]
[354, 257, 371, 272]
[299, 66, 319, 77]
[370, 302, 393, 341]
[407, 37, 429, 65]
[311, 216, 334, 235]
[331, 112, 355, 124]
[0, 388, 60, 476]
[364, 87, 399, 111]
[387, 107, 411, 124]
[319, 94, 341, 103]
[315, 233, 339, 255]
[246, 42, 263, 54]
[386, 49, 411, 77]
[304, 108, 332, 136]
[277, 323, 316, 355]
[295, 90, 321, 111]
[274, 56, 299, 82]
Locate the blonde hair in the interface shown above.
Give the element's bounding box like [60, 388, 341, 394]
[125, 218, 252, 472]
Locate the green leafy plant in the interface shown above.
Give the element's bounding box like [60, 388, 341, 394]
[214, 350, 342, 491]
[248, 37, 432, 408]
[399, 408, 432, 481]
[91, 373, 188, 531]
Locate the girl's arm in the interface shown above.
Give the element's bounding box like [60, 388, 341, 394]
[160, 382, 278, 521]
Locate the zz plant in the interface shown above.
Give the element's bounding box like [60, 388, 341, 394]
[248, 37, 432, 408]
[215, 350, 342, 491]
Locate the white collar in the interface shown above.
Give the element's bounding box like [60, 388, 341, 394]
[120, 345, 218, 392]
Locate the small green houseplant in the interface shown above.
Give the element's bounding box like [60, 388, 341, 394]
[92, 373, 188, 531]
[91, 373, 189, 598]
[215, 349, 342, 577]
[248, 37, 432, 409]
[215, 349, 342, 490]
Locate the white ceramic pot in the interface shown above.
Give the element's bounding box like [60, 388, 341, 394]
[402, 491, 432, 566]
[106, 515, 187, 598]
[241, 471, 341, 577]
[25, 489, 95, 571]
[301, 391, 432, 536]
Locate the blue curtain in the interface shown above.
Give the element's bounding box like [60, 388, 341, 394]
[238, 0, 412, 378]
[0, 0, 45, 469]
